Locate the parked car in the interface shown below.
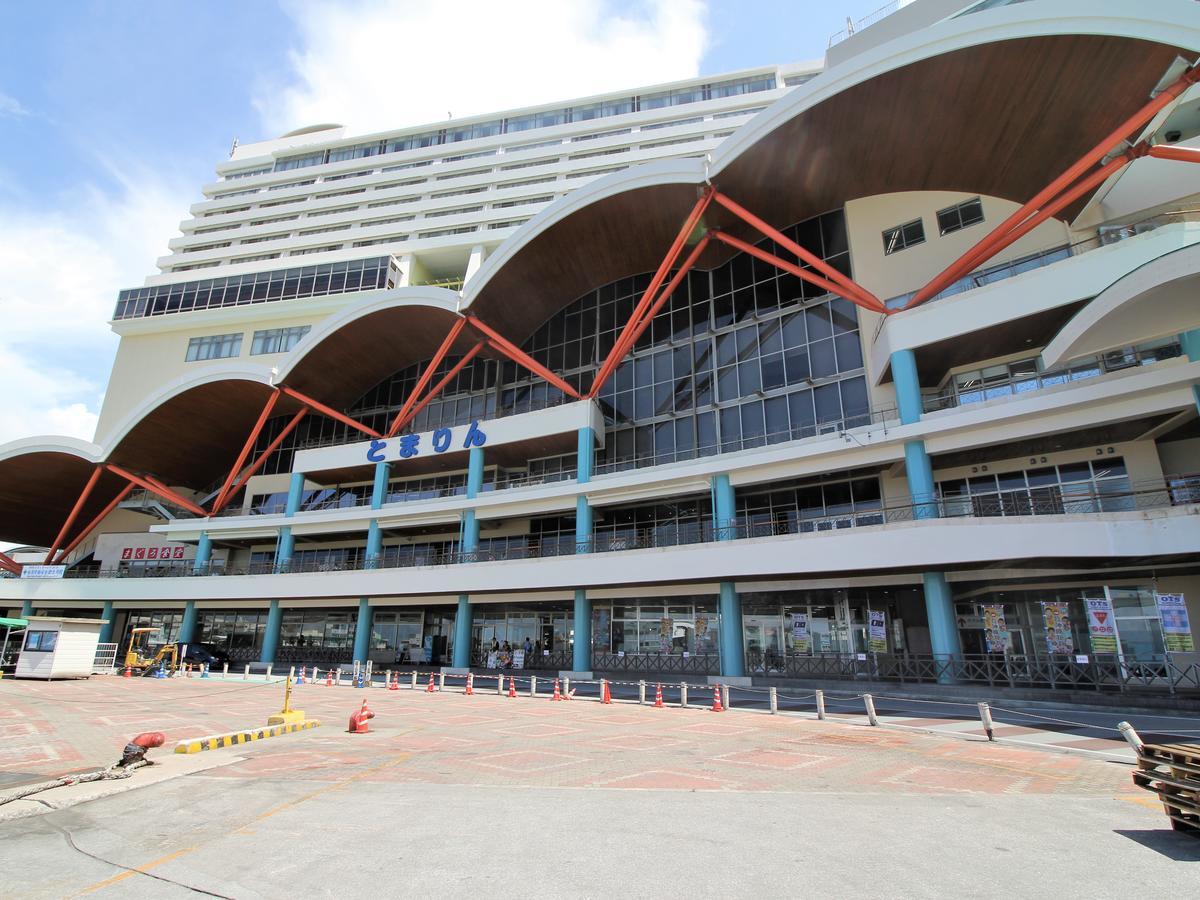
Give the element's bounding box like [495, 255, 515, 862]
[181, 643, 228, 669]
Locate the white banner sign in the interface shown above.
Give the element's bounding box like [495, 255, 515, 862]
[20, 565, 66, 580]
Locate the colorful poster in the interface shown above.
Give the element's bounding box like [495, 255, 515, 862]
[791, 613, 811, 655]
[982, 604, 1011, 654]
[659, 617, 672, 653]
[867, 609, 887, 653]
[1156, 593, 1195, 652]
[1041, 602, 1074, 654]
[1084, 597, 1119, 653]
[695, 617, 708, 640]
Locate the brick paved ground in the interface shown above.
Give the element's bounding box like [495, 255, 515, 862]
[0, 674, 1131, 797]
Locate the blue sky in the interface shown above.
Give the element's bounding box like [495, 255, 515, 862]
[0, 0, 853, 445]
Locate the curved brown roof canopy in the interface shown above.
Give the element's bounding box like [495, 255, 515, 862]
[283, 304, 478, 409]
[0, 453, 125, 547]
[468, 33, 1190, 345]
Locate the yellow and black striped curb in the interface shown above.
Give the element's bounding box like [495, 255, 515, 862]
[174, 720, 320, 754]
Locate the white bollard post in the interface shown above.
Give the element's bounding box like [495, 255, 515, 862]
[815, 690, 826, 720]
[222, 663, 229, 678]
[497, 675, 504, 695]
[243, 664, 250, 681]
[288, 666, 295, 683]
[335, 667, 342, 686]
[722, 684, 730, 710]
[411, 671, 417, 689]
[863, 693, 879, 726]
[563, 677, 570, 698]
[439, 672, 446, 691]
[1118, 721, 1145, 755]
[769, 687, 778, 714]
[530, 676, 537, 697]
[639, 680, 646, 705]
[266, 664, 273, 679]
[385, 669, 391, 688]
[977, 702, 995, 741]
[680, 682, 688, 709]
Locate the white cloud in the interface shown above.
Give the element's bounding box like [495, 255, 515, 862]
[0, 90, 29, 118]
[0, 169, 190, 444]
[259, 0, 708, 137]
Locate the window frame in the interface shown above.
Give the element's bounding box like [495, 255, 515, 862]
[935, 197, 985, 237]
[882, 218, 925, 255]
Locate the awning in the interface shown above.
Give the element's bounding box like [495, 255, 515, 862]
[0, 617, 28, 628]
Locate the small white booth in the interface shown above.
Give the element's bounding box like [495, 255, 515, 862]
[15, 616, 109, 680]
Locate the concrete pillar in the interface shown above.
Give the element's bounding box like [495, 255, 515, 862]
[178, 601, 197, 644]
[365, 461, 389, 568]
[275, 471, 306, 571]
[353, 598, 372, 664]
[260, 599, 282, 664]
[192, 532, 211, 574]
[464, 244, 487, 286]
[719, 581, 745, 677]
[711, 473, 736, 539]
[891, 349, 962, 660]
[452, 594, 473, 668]
[460, 446, 484, 556]
[98, 600, 114, 643]
[573, 589, 591, 672]
[20, 599, 33, 618]
[576, 426, 594, 552]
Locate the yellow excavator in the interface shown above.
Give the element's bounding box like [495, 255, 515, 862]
[123, 627, 179, 676]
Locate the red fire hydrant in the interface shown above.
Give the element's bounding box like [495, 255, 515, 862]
[348, 699, 375, 734]
[119, 731, 165, 767]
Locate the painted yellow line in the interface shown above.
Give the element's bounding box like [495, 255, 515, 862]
[75, 846, 198, 896]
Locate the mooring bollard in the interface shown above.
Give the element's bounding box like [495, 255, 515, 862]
[680, 682, 688, 709]
[977, 702, 995, 741]
[769, 686, 778, 714]
[863, 693, 879, 726]
[639, 680, 646, 705]
[722, 684, 730, 710]
[530, 676, 537, 697]
[1118, 721, 1145, 755]
[411, 671, 417, 689]
[815, 689, 826, 720]
[243, 664, 250, 681]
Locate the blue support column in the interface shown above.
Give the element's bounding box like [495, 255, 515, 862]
[178, 601, 197, 645]
[20, 600, 32, 618]
[260, 599, 282, 664]
[1181, 329, 1200, 412]
[275, 471, 305, 572]
[98, 601, 114, 644]
[352, 598, 372, 664]
[711, 473, 736, 539]
[453, 594, 473, 668]
[460, 447, 485, 556]
[575, 427, 594, 553]
[365, 462, 389, 568]
[891, 350, 962, 662]
[573, 589, 592, 673]
[718, 582, 745, 677]
[193, 532, 211, 574]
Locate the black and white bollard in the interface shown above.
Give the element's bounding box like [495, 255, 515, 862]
[977, 702, 995, 741]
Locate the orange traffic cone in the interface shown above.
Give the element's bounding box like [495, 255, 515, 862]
[654, 683, 664, 708]
[465, 673, 474, 696]
[426, 672, 436, 693]
[710, 684, 724, 712]
[388, 671, 399, 691]
[325, 669, 334, 687]
[348, 698, 374, 734]
[507, 676, 517, 698]
[551, 678, 563, 701]
[123, 664, 132, 678]
[601, 680, 612, 704]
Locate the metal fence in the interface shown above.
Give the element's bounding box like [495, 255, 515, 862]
[92, 642, 118, 673]
[592, 652, 721, 676]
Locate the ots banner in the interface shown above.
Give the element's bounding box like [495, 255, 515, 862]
[982, 604, 1011, 654]
[1084, 597, 1119, 653]
[791, 613, 811, 655]
[1156, 593, 1195, 652]
[867, 609, 887, 653]
[1041, 602, 1074, 655]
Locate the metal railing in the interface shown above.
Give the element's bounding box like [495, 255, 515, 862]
[592, 651, 721, 676]
[46, 480, 1198, 582]
[471, 648, 572, 670]
[828, 1, 902, 47]
[755, 651, 1200, 694]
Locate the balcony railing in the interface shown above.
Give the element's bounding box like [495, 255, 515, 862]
[25, 480, 1196, 582]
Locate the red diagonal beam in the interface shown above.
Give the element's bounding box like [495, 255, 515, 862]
[909, 65, 1198, 309]
[211, 389, 281, 513]
[588, 234, 712, 398]
[0, 551, 20, 575]
[709, 230, 887, 315]
[899, 153, 1135, 311]
[386, 317, 469, 438]
[711, 190, 884, 311]
[590, 188, 715, 398]
[103, 464, 209, 518]
[51, 483, 135, 566]
[44, 466, 102, 564]
[216, 408, 310, 513]
[279, 386, 380, 437]
[390, 341, 486, 436]
[1148, 144, 1200, 164]
[464, 316, 582, 399]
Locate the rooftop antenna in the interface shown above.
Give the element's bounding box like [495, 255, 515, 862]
[229, 137, 239, 158]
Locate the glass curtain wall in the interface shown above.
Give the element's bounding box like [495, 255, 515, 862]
[196, 610, 269, 661]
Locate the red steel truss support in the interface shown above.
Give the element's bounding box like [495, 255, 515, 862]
[464, 315, 582, 400]
[909, 65, 1199, 310]
[1148, 144, 1200, 164]
[215, 408, 310, 512]
[589, 188, 715, 398]
[709, 230, 889, 314]
[211, 389, 281, 513]
[710, 190, 884, 311]
[0, 551, 20, 575]
[103, 464, 209, 518]
[52, 483, 135, 565]
[44, 466, 103, 564]
[587, 235, 712, 398]
[386, 317, 469, 438]
[389, 341, 486, 437]
[900, 153, 1136, 311]
[279, 386, 381, 438]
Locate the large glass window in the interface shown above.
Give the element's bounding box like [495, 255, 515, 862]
[938, 456, 1132, 517]
[185, 332, 242, 362]
[883, 218, 924, 254]
[250, 325, 311, 355]
[935, 197, 984, 236]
